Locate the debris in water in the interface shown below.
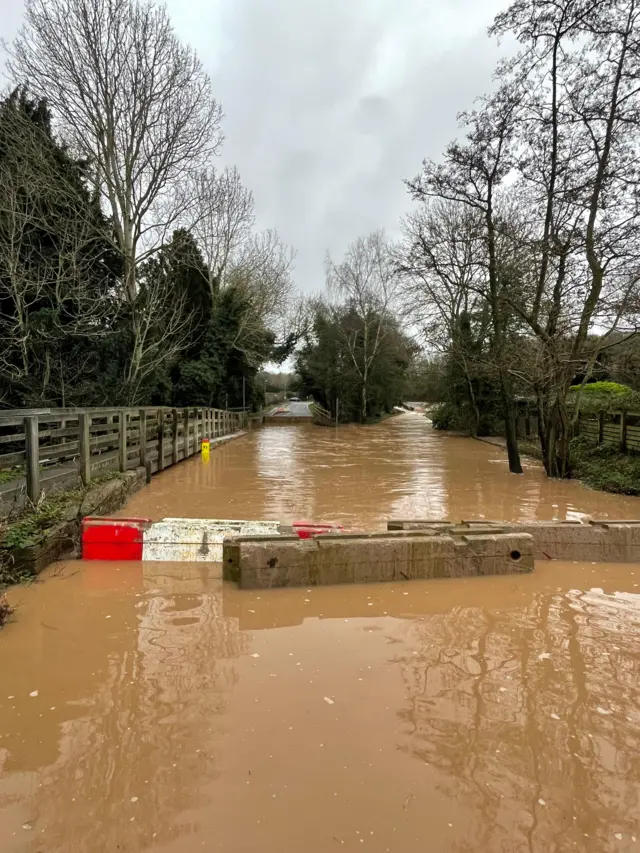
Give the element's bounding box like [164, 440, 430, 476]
[551, 713, 560, 720]
[250, 653, 260, 658]
[597, 707, 612, 715]
[105, 615, 112, 619]
[130, 797, 138, 803]
[29, 691, 38, 698]
[22, 824, 32, 831]
[538, 799, 546, 806]
[615, 834, 623, 840]
[324, 697, 335, 705]
[248, 609, 255, 613]
[0, 595, 14, 628]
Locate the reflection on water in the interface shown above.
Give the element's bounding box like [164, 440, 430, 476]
[2, 416, 640, 852]
[0, 563, 245, 853]
[395, 584, 640, 852]
[123, 414, 640, 526]
[1, 561, 640, 851]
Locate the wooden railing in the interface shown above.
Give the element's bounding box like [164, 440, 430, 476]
[0, 406, 248, 512]
[577, 410, 640, 454]
[515, 408, 640, 454]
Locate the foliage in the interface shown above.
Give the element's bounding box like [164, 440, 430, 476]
[0, 81, 296, 412]
[0, 87, 121, 407]
[569, 435, 640, 496]
[569, 382, 640, 415]
[170, 284, 274, 409]
[297, 300, 416, 423]
[403, 358, 447, 403]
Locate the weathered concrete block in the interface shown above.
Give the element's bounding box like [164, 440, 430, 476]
[387, 518, 640, 564]
[226, 530, 534, 589]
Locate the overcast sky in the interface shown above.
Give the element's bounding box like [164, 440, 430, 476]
[2, 0, 509, 293]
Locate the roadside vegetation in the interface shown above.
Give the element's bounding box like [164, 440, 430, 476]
[1, 0, 302, 414]
[3, 0, 640, 478]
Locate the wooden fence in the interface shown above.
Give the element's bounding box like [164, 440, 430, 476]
[515, 408, 640, 454]
[0, 406, 248, 512]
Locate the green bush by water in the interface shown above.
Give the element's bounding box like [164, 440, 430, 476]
[569, 435, 640, 495]
[569, 381, 640, 415]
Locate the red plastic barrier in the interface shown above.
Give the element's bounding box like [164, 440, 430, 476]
[292, 521, 344, 540]
[81, 517, 151, 560]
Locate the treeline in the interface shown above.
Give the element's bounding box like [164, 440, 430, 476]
[303, 0, 640, 477]
[395, 0, 640, 479]
[1, 0, 298, 410]
[296, 233, 417, 422]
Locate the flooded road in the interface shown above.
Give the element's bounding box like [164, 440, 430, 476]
[122, 414, 640, 525]
[2, 416, 640, 852]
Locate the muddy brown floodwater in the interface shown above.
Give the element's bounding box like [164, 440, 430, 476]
[2, 414, 640, 853]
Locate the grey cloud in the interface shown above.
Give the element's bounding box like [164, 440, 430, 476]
[4, 0, 510, 292]
[197, 0, 509, 292]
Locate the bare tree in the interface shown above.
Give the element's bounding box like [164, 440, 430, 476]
[192, 165, 255, 297]
[395, 200, 492, 435]
[326, 231, 398, 423]
[408, 88, 525, 473]
[488, 0, 640, 476]
[7, 0, 223, 395]
[225, 229, 297, 366]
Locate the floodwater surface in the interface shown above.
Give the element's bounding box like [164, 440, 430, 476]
[122, 414, 640, 525]
[1, 416, 640, 853]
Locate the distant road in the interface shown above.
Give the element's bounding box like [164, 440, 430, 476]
[267, 401, 313, 419]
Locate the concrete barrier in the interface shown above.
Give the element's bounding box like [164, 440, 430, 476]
[223, 529, 534, 589]
[387, 519, 640, 563]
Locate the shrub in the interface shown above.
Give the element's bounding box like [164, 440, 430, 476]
[569, 434, 640, 495]
[569, 381, 640, 415]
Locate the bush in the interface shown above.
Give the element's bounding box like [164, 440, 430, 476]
[569, 434, 640, 495]
[569, 381, 640, 415]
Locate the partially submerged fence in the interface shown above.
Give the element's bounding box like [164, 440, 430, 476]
[0, 407, 248, 513]
[514, 407, 640, 454]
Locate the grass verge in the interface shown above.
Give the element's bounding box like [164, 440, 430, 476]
[0, 471, 127, 589]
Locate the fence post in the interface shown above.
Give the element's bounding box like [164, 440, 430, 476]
[119, 411, 128, 472]
[598, 411, 604, 444]
[620, 410, 628, 453]
[25, 416, 40, 503]
[172, 408, 179, 464]
[78, 412, 91, 486]
[183, 408, 190, 456]
[139, 409, 147, 468]
[157, 409, 165, 471]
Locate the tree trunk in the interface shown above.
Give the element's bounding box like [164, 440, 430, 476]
[499, 372, 523, 474]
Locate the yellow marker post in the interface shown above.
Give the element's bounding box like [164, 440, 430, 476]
[201, 438, 210, 463]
